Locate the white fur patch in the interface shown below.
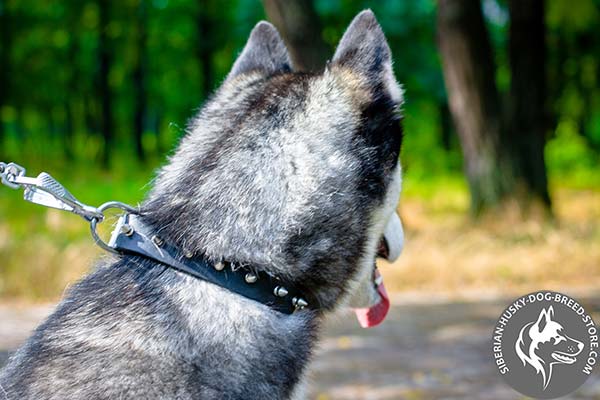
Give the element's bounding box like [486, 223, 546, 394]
[383, 211, 404, 262]
[344, 164, 402, 309]
[383, 61, 405, 107]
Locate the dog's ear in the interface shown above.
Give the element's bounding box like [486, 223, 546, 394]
[227, 21, 292, 80]
[332, 10, 402, 102]
[535, 307, 551, 333]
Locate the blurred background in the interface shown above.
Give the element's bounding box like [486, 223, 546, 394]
[0, 0, 599, 398]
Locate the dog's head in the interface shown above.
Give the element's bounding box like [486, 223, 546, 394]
[144, 10, 404, 327]
[516, 306, 584, 388]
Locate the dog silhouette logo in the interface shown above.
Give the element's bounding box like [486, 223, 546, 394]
[515, 306, 584, 390]
[492, 291, 598, 399]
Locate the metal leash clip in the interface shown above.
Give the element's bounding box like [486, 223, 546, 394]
[1, 161, 139, 254]
[1, 161, 104, 221]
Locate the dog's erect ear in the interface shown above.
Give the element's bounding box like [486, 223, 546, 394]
[333, 10, 389, 70]
[332, 10, 402, 102]
[227, 21, 292, 80]
[535, 307, 551, 333]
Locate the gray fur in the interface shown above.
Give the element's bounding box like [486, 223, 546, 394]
[333, 10, 391, 79]
[228, 21, 292, 79]
[0, 10, 403, 400]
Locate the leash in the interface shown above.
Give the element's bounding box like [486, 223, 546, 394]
[0, 161, 309, 314]
[0, 162, 137, 250]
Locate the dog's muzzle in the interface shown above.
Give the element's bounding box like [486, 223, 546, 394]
[354, 212, 404, 328]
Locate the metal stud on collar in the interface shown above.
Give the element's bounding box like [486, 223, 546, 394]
[273, 286, 288, 297]
[292, 297, 308, 310]
[151, 235, 164, 247]
[244, 273, 258, 284]
[120, 224, 134, 237]
[214, 261, 225, 271]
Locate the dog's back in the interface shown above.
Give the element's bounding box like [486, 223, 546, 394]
[1, 258, 315, 399]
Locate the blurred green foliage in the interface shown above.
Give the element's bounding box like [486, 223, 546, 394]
[1, 0, 599, 188]
[0, 0, 599, 299]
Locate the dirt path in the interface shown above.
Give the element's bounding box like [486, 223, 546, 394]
[1, 298, 599, 399]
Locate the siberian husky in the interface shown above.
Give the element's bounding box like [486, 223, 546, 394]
[1, 10, 404, 399]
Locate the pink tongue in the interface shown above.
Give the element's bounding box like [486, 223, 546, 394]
[353, 271, 390, 328]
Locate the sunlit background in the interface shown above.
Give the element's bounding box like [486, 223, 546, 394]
[0, 0, 599, 398]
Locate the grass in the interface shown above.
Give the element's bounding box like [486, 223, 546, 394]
[1, 158, 599, 301]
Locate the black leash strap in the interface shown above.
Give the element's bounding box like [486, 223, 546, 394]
[110, 214, 307, 315]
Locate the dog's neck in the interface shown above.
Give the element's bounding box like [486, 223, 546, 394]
[139, 202, 355, 312]
[112, 213, 310, 315]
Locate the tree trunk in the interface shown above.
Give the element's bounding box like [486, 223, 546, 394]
[507, 0, 551, 207]
[98, 0, 113, 169]
[437, 0, 512, 214]
[84, 95, 98, 137]
[262, 0, 329, 72]
[440, 102, 453, 151]
[133, 0, 147, 162]
[64, 101, 74, 161]
[198, 0, 215, 98]
[0, 0, 11, 158]
[64, 8, 80, 162]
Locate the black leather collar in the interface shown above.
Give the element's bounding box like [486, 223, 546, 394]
[108, 214, 308, 314]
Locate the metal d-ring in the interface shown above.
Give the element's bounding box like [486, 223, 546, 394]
[90, 201, 141, 254]
[90, 217, 120, 254]
[96, 201, 140, 215]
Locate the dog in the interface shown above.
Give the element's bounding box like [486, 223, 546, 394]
[515, 306, 584, 390]
[0, 10, 404, 399]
